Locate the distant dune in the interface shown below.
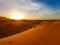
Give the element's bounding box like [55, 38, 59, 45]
[0, 20, 60, 45]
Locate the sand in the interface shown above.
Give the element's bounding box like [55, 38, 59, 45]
[0, 21, 60, 45]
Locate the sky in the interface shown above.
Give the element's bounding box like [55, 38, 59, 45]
[0, 0, 60, 19]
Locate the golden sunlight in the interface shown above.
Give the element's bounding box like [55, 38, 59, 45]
[10, 12, 25, 20]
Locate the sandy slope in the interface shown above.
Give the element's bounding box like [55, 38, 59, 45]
[0, 20, 41, 38]
[0, 21, 60, 45]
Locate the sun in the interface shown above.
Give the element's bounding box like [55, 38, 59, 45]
[10, 12, 25, 20]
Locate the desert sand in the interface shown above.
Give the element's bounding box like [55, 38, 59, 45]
[0, 20, 60, 45]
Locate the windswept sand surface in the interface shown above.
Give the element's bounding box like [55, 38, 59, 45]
[0, 21, 60, 45]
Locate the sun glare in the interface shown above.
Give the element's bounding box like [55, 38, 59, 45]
[10, 12, 25, 20]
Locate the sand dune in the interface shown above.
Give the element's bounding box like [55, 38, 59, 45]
[0, 17, 41, 38]
[0, 21, 60, 45]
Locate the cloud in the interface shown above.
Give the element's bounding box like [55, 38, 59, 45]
[0, 0, 60, 19]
